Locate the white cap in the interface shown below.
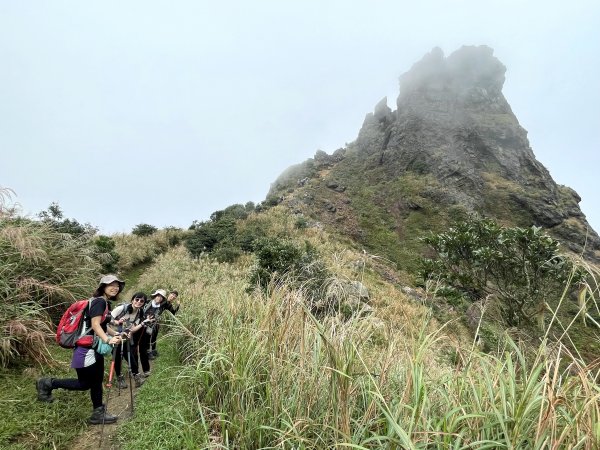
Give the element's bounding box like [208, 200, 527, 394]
[151, 289, 167, 299]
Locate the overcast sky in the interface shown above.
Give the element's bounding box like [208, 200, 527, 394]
[1, 1, 599, 235]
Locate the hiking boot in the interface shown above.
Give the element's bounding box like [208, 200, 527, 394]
[89, 405, 117, 425]
[36, 377, 54, 403]
[133, 374, 145, 387]
[117, 375, 128, 389]
[142, 371, 151, 378]
[148, 350, 156, 360]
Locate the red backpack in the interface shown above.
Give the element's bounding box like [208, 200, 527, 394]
[56, 298, 108, 348]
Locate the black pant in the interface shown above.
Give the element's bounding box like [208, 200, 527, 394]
[114, 339, 139, 377]
[149, 323, 160, 352]
[51, 355, 104, 409]
[135, 329, 151, 373]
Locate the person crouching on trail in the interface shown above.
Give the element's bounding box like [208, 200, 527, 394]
[36, 275, 124, 425]
[145, 289, 180, 360]
[109, 292, 149, 388]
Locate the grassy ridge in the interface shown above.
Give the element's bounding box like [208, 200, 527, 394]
[119, 243, 599, 448]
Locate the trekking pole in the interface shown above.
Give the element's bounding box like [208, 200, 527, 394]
[118, 339, 125, 396]
[100, 343, 118, 447]
[126, 337, 134, 413]
[106, 347, 116, 388]
[117, 324, 124, 396]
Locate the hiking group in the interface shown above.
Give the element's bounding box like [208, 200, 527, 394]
[36, 275, 180, 425]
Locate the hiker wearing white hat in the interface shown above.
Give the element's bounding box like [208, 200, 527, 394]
[141, 288, 180, 364]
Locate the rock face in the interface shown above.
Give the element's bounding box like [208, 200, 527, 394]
[269, 45, 600, 263]
[361, 46, 541, 193]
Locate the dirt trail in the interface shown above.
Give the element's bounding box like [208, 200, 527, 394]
[70, 375, 139, 450]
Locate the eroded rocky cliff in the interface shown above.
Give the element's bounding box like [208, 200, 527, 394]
[269, 45, 599, 266]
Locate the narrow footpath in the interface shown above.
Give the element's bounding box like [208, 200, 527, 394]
[70, 374, 139, 450]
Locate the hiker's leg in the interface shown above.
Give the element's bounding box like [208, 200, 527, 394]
[50, 358, 103, 406]
[51, 376, 89, 391]
[84, 355, 105, 409]
[139, 332, 150, 373]
[129, 343, 140, 375]
[151, 324, 159, 351]
[113, 344, 122, 377]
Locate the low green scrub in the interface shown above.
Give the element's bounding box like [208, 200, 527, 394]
[248, 237, 331, 308]
[131, 223, 158, 237]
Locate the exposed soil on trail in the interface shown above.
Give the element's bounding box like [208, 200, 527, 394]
[70, 376, 139, 450]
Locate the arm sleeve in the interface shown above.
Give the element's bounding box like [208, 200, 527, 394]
[166, 302, 179, 315]
[89, 298, 108, 318]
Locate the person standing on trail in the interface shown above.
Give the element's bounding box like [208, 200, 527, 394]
[36, 275, 124, 425]
[109, 292, 150, 388]
[145, 289, 180, 360]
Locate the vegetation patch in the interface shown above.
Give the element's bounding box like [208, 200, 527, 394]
[0, 349, 90, 449]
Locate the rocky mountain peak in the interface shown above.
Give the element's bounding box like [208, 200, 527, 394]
[269, 46, 600, 263]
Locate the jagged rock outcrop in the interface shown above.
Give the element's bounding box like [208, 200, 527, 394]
[269, 45, 600, 263]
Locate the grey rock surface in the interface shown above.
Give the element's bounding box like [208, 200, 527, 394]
[354, 45, 599, 260]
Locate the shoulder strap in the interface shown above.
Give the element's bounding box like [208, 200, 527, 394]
[114, 303, 131, 320]
[79, 298, 94, 337]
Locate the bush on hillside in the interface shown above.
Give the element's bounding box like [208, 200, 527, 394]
[38, 202, 97, 237]
[236, 219, 271, 252]
[294, 216, 309, 229]
[164, 226, 185, 246]
[212, 245, 243, 263]
[249, 237, 331, 309]
[93, 235, 120, 273]
[132, 223, 158, 237]
[185, 222, 220, 256]
[185, 203, 256, 260]
[420, 217, 583, 327]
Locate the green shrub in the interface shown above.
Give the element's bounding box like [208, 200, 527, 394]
[94, 235, 120, 273]
[294, 216, 309, 229]
[38, 202, 96, 237]
[164, 226, 185, 246]
[420, 217, 583, 326]
[185, 223, 219, 257]
[132, 223, 158, 236]
[249, 238, 330, 307]
[212, 245, 243, 263]
[185, 204, 253, 258]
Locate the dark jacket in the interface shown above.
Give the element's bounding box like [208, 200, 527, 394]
[143, 300, 179, 320]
